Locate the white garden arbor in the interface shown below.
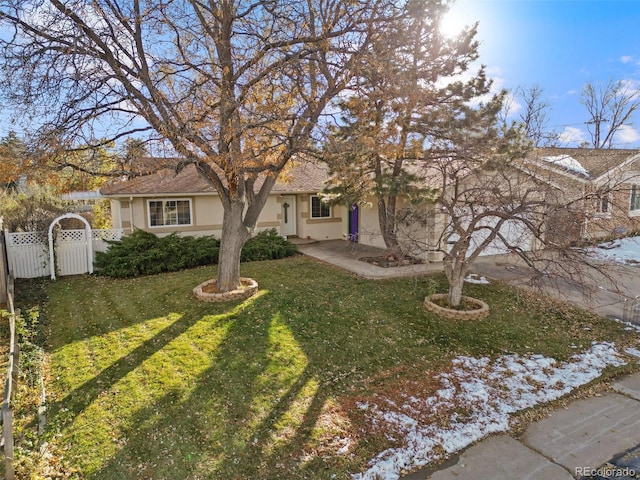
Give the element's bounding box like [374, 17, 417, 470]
[48, 213, 93, 280]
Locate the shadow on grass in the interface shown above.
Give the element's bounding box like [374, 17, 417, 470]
[86, 297, 346, 480]
[51, 309, 203, 419]
[43, 268, 222, 347]
[42, 258, 629, 480]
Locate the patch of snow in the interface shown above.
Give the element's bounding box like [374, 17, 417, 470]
[337, 438, 352, 455]
[625, 347, 640, 358]
[352, 342, 627, 480]
[587, 236, 640, 266]
[542, 155, 590, 177]
[464, 274, 490, 285]
[598, 239, 622, 250]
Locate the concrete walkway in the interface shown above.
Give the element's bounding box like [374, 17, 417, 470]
[294, 239, 444, 279]
[295, 239, 640, 480]
[406, 376, 640, 480]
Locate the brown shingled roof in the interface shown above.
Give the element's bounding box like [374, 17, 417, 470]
[100, 160, 330, 196]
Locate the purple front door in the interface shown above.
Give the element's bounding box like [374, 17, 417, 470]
[349, 204, 359, 242]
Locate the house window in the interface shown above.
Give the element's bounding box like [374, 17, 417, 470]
[594, 189, 610, 215]
[631, 185, 640, 212]
[310, 195, 331, 218]
[148, 199, 192, 227]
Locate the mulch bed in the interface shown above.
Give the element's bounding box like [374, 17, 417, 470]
[359, 253, 423, 268]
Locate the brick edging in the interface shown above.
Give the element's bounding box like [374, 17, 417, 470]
[423, 293, 490, 320]
[193, 277, 258, 303]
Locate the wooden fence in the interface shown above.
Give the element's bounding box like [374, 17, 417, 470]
[1, 274, 18, 480]
[0, 223, 7, 306]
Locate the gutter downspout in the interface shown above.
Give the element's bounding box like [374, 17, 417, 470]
[129, 196, 134, 234]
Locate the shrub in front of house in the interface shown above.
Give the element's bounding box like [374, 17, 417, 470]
[94, 228, 297, 278]
[240, 229, 298, 262]
[93, 230, 220, 278]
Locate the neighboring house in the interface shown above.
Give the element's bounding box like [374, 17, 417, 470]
[521, 148, 640, 242]
[100, 148, 640, 262]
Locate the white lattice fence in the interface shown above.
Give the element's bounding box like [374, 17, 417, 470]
[92, 229, 123, 253]
[5, 231, 49, 279]
[56, 229, 89, 276]
[5, 229, 123, 279]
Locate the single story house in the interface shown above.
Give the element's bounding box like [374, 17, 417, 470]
[101, 160, 348, 240]
[100, 158, 445, 261]
[100, 148, 640, 261]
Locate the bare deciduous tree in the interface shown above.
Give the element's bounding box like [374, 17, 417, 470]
[0, 0, 394, 290]
[422, 121, 533, 307]
[404, 145, 640, 308]
[513, 84, 558, 147]
[581, 80, 640, 149]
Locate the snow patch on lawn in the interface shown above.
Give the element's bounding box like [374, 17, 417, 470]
[464, 274, 490, 285]
[353, 342, 627, 480]
[625, 347, 640, 358]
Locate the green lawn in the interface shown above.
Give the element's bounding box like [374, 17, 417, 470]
[15, 256, 636, 479]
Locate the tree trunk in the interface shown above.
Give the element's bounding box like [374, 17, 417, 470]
[217, 200, 251, 292]
[378, 195, 400, 250]
[448, 277, 465, 308]
[443, 256, 468, 307]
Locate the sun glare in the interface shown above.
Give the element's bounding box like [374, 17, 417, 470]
[439, 10, 467, 39]
[438, 0, 482, 40]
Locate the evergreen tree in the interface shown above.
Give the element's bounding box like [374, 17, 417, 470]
[323, 0, 488, 250]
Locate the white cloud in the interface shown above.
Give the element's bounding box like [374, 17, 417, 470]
[502, 91, 522, 118]
[614, 124, 640, 145]
[620, 79, 640, 97]
[620, 55, 634, 64]
[558, 126, 588, 146]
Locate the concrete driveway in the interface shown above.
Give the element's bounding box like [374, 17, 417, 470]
[472, 255, 640, 323]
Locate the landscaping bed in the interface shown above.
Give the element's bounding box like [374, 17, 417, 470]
[13, 257, 640, 479]
[359, 253, 423, 268]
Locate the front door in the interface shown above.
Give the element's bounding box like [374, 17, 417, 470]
[349, 204, 359, 242]
[280, 195, 297, 237]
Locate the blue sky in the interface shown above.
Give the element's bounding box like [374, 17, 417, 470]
[2, 1, 640, 148]
[443, 0, 640, 147]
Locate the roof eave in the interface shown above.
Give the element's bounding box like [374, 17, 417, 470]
[593, 151, 640, 184]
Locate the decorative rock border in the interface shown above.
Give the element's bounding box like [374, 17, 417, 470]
[423, 293, 490, 320]
[193, 277, 258, 303]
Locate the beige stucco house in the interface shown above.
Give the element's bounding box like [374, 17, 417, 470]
[101, 161, 348, 241]
[99, 148, 640, 263]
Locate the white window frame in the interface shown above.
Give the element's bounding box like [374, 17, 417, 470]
[147, 198, 193, 227]
[310, 195, 331, 219]
[631, 185, 640, 216]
